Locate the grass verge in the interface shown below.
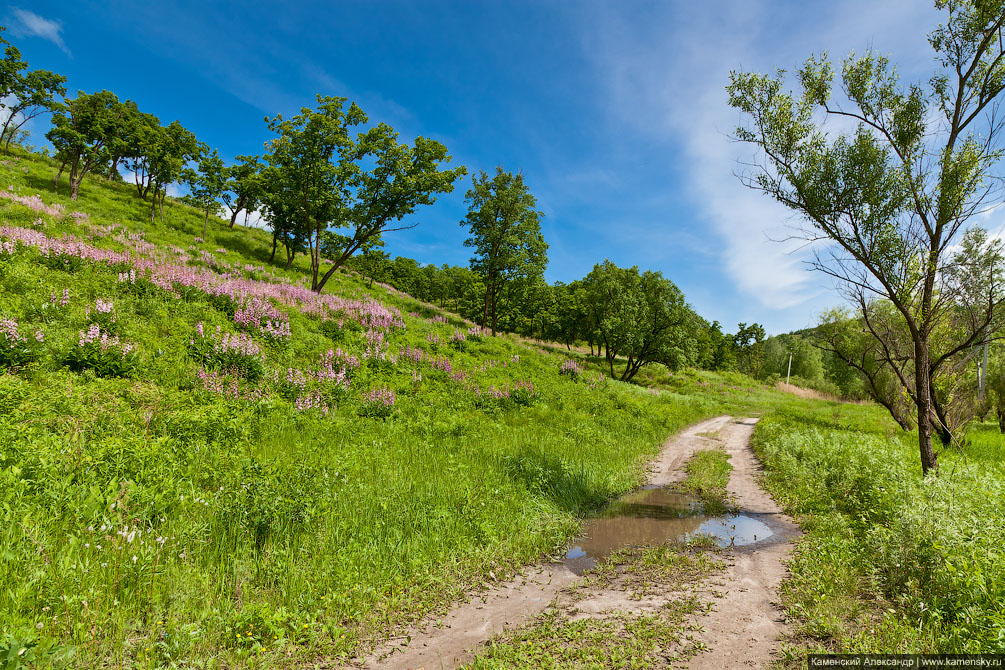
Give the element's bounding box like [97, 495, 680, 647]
[752, 406, 1005, 659]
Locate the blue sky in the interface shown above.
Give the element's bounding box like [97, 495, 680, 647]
[9, 1, 944, 334]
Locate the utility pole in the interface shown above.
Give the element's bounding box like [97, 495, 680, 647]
[786, 352, 792, 386]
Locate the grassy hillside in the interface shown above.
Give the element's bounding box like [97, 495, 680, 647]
[0, 152, 738, 668]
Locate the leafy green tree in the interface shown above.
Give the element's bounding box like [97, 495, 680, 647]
[182, 148, 227, 237]
[222, 154, 264, 228]
[0, 27, 25, 103]
[0, 31, 66, 151]
[47, 90, 130, 200]
[146, 121, 200, 222]
[461, 167, 548, 334]
[264, 95, 465, 293]
[696, 321, 736, 372]
[544, 281, 589, 350]
[119, 110, 163, 197]
[816, 307, 915, 430]
[732, 323, 766, 378]
[356, 242, 390, 289]
[259, 163, 308, 268]
[585, 260, 697, 381]
[727, 1, 1005, 473]
[100, 100, 143, 181]
[763, 334, 825, 385]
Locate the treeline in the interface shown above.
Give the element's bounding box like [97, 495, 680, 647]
[350, 251, 791, 383]
[0, 24, 877, 394]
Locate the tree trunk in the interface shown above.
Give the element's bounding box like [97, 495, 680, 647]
[998, 407, 1005, 433]
[928, 388, 954, 446]
[269, 232, 278, 263]
[159, 191, 165, 222]
[229, 208, 240, 228]
[150, 184, 158, 222]
[53, 160, 66, 190]
[481, 281, 491, 328]
[108, 157, 119, 181]
[914, 339, 939, 475]
[69, 179, 80, 200]
[491, 293, 498, 335]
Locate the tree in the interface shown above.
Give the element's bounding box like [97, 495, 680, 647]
[119, 110, 163, 198]
[0, 28, 25, 105]
[355, 241, 389, 289]
[101, 100, 142, 181]
[0, 46, 66, 151]
[182, 148, 227, 237]
[259, 163, 307, 268]
[696, 321, 737, 372]
[817, 307, 916, 430]
[146, 121, 200, 222]
[264, 95, 465, 294]
[461, 167, 548, 334]
[726, 1, 1005, 474]
[584, 260, 698, 381]
[221, 155, 263, 228]
[733, 323, 766, 377]
[47, 91, 130, 200]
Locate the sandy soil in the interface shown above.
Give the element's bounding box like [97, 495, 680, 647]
[775, 381, 835, 400]
[353, 415, 733, 670]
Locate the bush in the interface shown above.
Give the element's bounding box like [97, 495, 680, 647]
[0, 319, 43, 369]
[188, 322, 265, 382]
[358, 387, 396, 419]
[65, 324, 139, 377]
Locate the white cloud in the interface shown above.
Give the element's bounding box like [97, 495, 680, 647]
[575, 0, 940, 323]
[7, 8, 70, 56]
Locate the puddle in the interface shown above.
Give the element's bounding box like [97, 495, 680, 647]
[564, 487, 773, 574]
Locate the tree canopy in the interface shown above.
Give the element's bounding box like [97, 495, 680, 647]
[263, 95, 466, 294]
[461, 167, 548, 334]
[727, 0, 1005, 474]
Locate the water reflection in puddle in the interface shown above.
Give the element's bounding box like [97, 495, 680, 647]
[564, 487, 773, 574]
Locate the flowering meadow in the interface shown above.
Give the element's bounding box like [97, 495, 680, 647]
[0, 152, 726, 668]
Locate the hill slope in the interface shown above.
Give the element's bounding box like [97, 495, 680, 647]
[0, 151, 731, 667]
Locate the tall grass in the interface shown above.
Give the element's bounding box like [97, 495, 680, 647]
[752, 407, 1005, 656]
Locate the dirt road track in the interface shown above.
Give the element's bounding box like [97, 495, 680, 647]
[354, 415, 799, 669]
[684, 418, 801, 669]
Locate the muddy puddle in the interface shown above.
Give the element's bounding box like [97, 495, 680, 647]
[564, 487, 773, 574]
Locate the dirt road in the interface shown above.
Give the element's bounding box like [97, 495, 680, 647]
[685, 418, 801, 669]
[354, 416, 799, 669]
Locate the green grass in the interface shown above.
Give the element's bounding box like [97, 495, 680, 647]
[8, 147, 1002, 666]
[463, 540, 723, 670]
[0, 150, 737, 668]
[751, 405, 1005, 658]
[676, 448, 731, 512]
